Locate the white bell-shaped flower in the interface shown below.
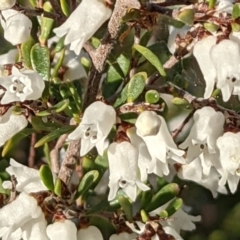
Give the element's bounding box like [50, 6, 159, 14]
[47, 219, 77, 240]
[53, 0, 112, 55]
[193, 36, 240, 101]
[193, 36, 217, 99]
[216, 0, 234, 13]
[0, 192, 43, 240]
[2, 158, 48, 193]
[68, 101, 116, 156]
[127, 127, 151, 182]
[179, 107, 224, 168]
[0, 0, 16, 10]
[178, 157, 227, 198]
[0, 66, 45, 104]
[0, 9, 32, 45]
[210, 39, 240, 101]
[135, 111, 185, 177]
[21, 212, 48, 240]
[217, 132, 240, 193]
[109, 232, 137, 240]
[0, 107, 28, 147]
[107, 141, 150, 201]
[77, 226, 103, 240]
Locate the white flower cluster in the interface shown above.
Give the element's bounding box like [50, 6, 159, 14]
[178, 106, 240, 195]
[69, 102, 186, 201]
[0, 159, 110, 240]
[193, 35, 240, 102]
[69, 100, 240, 198]
[0, 159, 199, 240]
[0, 64, 45, 147]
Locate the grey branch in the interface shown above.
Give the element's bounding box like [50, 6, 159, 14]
[58, 0, 141, 186]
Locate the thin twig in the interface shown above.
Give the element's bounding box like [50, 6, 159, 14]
[50, 134, 68, 175]
[8, 175, 18, 203]
[48, 0, 63, 15]
[28, 133, 36, 168]
[58, 140, 80, 184]
[59, 0, 141, 186]
[82, 0, 141, 110]
[83, 41, 96, 61]
[13, 4, 65, 22]
[171, 110, 194, 140]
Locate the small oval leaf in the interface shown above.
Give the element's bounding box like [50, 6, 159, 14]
[75, 170, 99, 199]
[39, 165, 54, 191]
[2, 129, 34, 157]
[133, 44, 166, 77]
[118, 195, 133, 222]
[145, 90, 160, 104]
[165, 197, 183, 216]
[21, 38, 35, 68]
[127, 72, 146, 103]
[31, 43, 50, 80]
[39, 1, 54, 45]
[34, 125, 75, 148]
[146, 183, 180, 212]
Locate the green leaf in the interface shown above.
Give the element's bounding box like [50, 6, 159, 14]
[54, 178, 62, 197]
[127, 72, 146, 103]
[119, 112, 138, 124]
[36, 99, 70, 116]
[159, 210, 168, 218]
[203, 22, 219, 32]
[113, 84, 128, 108]
[172, 97, 192, 110]
[31, 116, 61, 132]
[53, 37, 65, 53]
[89, 215, 116, 240]
[21, 37, 35, 68]
[39, 1, 54, 45]
[39, 165, 54, 191]
[145, 183, 180, 212]
[233, 3, 240, 20]
[208, 0, 217, 9]
[118, 195, 133, 222]
[2, 129, 34, 157]
[103, 54, 130, 98]
[0, 159, 10, 180]
[0, 178, 9, 195]
[75, 170, 99, 199]
[145, 90, 160, 104]
[60, 0, 70, 16]
[51, 48, 65, 78]
[140, 209, 149, 223]
[164, 198, 183, 216]
[31, 43, 50, 80]
[231, 22, 240, 32]
[133, 44, 166, 77]
[34, 125, 75, 147]
[178, 9, 195, 25]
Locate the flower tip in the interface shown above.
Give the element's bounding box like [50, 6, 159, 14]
[136, 111, 161, 137]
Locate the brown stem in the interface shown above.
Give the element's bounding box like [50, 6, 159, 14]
[12, 4, 66, 22]
[171, 110, 194, 140]
[58, 140, 80, 184]
[50, 134, 68, 174]
[59, 0, 141, 186]
[82, 0, 141, 110]
[28, 133, 36, 168]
